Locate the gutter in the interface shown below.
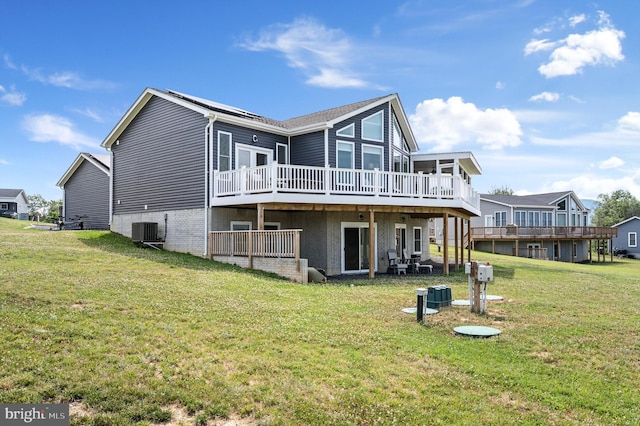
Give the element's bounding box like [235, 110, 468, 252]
[204, 113, 217, 257]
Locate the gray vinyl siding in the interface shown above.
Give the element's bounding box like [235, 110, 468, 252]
[64, 160, 110, 229]
[112, 96, 207, 214]
[328, 103, 390, 170]
[290, 131, 325, 166]
[613, 219, 640, 252]
[471, 200, 508, 227]
[212, 122, 287, 169]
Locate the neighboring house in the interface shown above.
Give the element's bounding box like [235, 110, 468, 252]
[612, 216, 640, 258]
[100, 88, 482, 281]
[0, 188, 29, 219]
[469, 191, 616, 262]
[57, 153, 111, 229]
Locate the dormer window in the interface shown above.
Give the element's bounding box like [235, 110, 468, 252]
[336, 123, 355, 138]
[362, 110, 383, 142]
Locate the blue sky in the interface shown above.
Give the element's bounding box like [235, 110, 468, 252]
[1, 0, 639, 202]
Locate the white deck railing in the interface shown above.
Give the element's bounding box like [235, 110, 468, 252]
[213, 163, 479, 206]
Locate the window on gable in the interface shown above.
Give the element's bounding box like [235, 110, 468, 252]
[218, 131, 231, 171]
[362, 110, 383, 142]
[337, 141, 354, 169]
[557, 200, 566, 210]
[336, 123, 355, 138]
[629, 232, 637, 247]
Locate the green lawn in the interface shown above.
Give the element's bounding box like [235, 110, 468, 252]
[1, 217, 638, 425]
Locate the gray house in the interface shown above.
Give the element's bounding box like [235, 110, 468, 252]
[612, 216, 640, 258]
[57, 153, 111, 229]
[100, 88, 482, 281]
[469, 191, 616, 262]
[0, 188, 29, 219]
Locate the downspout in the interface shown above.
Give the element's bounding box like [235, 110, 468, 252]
[107, 147, 113, 227]
[204, 113, 218, 257]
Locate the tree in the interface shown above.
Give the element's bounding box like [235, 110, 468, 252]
[489, 185, 514, 195]
[27, 194, 49, 219]
[591, 189, 640, 226]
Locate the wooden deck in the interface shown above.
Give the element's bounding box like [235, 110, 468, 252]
[471, 226, 617, 241]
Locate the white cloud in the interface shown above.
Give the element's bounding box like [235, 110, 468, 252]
[19, 66, 117, 90]
[409, 97, 522, 151]
[22, 114, 98, 149]
[524, 38, 556, 55]
[617, 112, 640, 131]
[238, 17, 370, 89]
[528, 91, 559, 102]
[543, 171, 640, 200]
[569, 14, 586, 27]
[0, 158, 9, 165]
[495, 81, 505, 89]
[599, 156, 624, 169]
[0, 85, 26, 106]
[532, 11, 625, 78]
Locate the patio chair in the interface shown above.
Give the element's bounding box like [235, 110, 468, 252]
[403, 249, 433, 274]
[387, 249, 408, 275]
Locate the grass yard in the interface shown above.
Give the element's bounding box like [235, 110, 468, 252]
[1, 217, 639, 425]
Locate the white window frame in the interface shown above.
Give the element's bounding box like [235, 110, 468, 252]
[413, 226, 423, 255]
[528, 211, 540, 227]
[542, 211, 553, 226]
[276, 143, 289, 164]
[336, 140, 354, 169]
[218, 131, 232, 171]
[629, 232, 637, 248]
[0, 203, 8, 210]
[515, 211, 526, 227]
[495, 211, 507, 227]
[336, 123, 355, 138]
[231, 221, 252, 231]
[361, 110, 384, 142]
[361, 143, 383, 171]
[341, 221, 378, 274]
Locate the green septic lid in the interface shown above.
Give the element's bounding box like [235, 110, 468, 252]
[454, 325, 501, 337]
[402, 307, 438, 315]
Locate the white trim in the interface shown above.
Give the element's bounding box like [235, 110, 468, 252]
[629, 232, 637, 248]
[361, 110, 384, 142]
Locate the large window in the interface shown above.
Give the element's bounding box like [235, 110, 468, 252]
[495, 211, 507, 227]
[362, 144, 383, 170]
[542, 211, 553, 226]
[362, 110, 383, 142]
[528, 211, 540, 226]
[218, 131, 232, 171]
[515, 211, 526, 226]
[337, 141, 354, 168]
[393, 151, 409, 172]
[629, 232, 637, 248]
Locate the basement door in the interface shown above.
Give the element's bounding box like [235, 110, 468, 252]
[342, 222, 377, 274]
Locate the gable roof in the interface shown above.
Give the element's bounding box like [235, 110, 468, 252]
[0, 188, 28, 203]
[101, 88, 417, 151]
[612, 216, 640, 227]
[57, 153, 111, 188]
[481, 191, 588, 210]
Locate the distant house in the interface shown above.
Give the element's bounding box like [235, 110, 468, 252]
[469, 191, 616, 262]
[99, 88, 483, 281]
[57, 153, 111, 229]
[0, 188, 29, 219]
[612, 216, 640, 258]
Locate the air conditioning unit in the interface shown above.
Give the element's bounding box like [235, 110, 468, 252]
[132, 222, 158, 243]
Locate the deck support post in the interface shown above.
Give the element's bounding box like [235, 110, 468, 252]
[369, 209, 375, 279]
[443, 213, 449, 276]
